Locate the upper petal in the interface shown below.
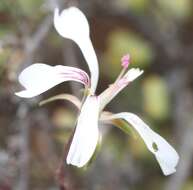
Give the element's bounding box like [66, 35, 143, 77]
[103, 112, 179, 175]
[54, 7, 99, 94]
[54, 7, 89, 42]
[15, 63, 89, 98]
[66, 95, 99, 167]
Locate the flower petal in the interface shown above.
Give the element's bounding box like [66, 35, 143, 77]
[15, 63, 89, 98]
[54, 7, 99, 94]
[99, 68, 143, 111]
[103, 112, 179, 175]
[54, 7, 89, 43]
[124, 68, 144, 82]
[67, 95, 99, 167]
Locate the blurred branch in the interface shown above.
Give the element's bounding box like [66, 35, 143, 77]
[55, 133, 75, 190]
[16, 103, 29, 190]
[0, 35, 20, 49]
[165, 126, 193, 190]
[19, 14, 53, 70]
[164, 70, 193, 190]
[14, 8, 54, 190]
[25, 16, 52, 55]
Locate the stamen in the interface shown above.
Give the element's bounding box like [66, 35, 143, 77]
[115, 54, 131, 83]
[121, 54, 130, 69]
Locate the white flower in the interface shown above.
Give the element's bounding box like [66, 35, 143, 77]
[15, 6, 179, 175]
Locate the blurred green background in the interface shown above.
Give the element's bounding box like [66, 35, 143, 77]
[0, 0, 193, 189]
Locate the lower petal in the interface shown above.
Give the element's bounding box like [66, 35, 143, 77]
[103, 112, 179, 175]
[66, 95, 99, 167]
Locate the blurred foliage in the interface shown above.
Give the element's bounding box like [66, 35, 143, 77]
[104, 29, 154, 79]
[118, 0, 149, 13]
[142, 75, 170, 120]
[48, 32, 63, 48]
[0, 27, 12, 38]
[51, 108, 76, 144]
[157, 0, 192, 19]
[118, 0, 192, 19]
[51, 108, 76, 129]
[0, 49, 11, 76]
[183, 181, 193, 190]
[105, 127, 129, 161]
[128, 134, 150, 159]
[0, 1, 12, 14]
[17, 0, 44, 16]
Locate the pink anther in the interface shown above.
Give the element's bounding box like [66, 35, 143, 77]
[121, 54, 130, 69]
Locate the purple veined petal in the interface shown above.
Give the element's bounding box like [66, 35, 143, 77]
[66, 95, 99, 167]
[15, 63, 90, 98]
[103, 112, 179, 176]
[54, 7, 99, 94]
[99, 68, 143, 111]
